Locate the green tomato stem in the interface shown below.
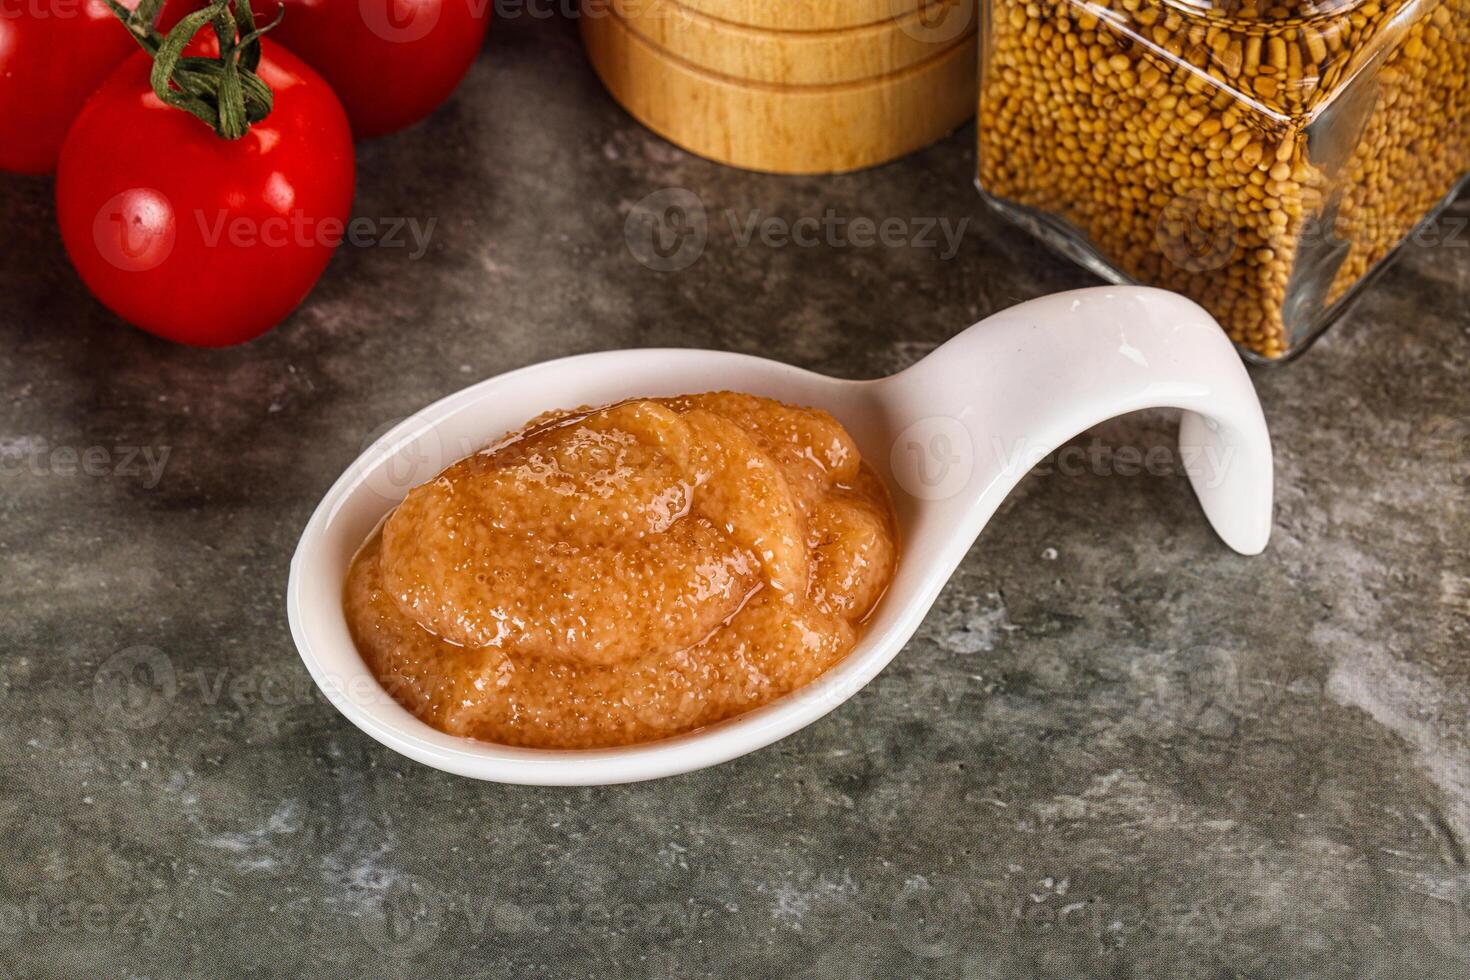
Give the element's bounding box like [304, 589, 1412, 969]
[104, 0, 283, 140]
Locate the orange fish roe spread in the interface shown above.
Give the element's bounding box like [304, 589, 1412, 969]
[344, 392, 898, 749]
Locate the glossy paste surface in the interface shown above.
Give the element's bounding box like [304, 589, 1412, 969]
[344, 392, 898, 748]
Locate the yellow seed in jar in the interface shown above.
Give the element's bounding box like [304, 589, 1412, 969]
[978, 0, 1470, 358]
[1268, 35, 1289, 69]
[1305, 29, 1328, 64]
[1244, 34, 1263, 72]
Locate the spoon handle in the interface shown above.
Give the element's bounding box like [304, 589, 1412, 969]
[884, 286, 1273, 558]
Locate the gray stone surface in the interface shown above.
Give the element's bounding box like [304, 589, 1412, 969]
[2, 11, 1469, 979]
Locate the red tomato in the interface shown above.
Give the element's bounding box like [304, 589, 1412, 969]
[55, 38, 355, 346]
[0, 0, 140, 173]
[161, 0, 491, 138]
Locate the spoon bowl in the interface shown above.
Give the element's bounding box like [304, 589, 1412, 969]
[287, 287, 1273, 785]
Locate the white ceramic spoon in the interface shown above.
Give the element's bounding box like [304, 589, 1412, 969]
[288, 286, 1273, 785]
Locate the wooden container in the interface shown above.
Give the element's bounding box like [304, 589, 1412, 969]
[670, 0, 925, 30]
[608, 0, 976, 85]
[581, 0, 978, 174]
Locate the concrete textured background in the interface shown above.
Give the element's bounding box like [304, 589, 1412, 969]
[2, 11, 1469, 979]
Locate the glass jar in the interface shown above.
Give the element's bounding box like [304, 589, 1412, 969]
[976, 0, 1470, 360]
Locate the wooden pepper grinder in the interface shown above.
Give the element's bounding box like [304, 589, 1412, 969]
[581, 0, 978, 174]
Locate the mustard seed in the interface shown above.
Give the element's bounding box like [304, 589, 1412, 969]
[978, 0, 1470, 359]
